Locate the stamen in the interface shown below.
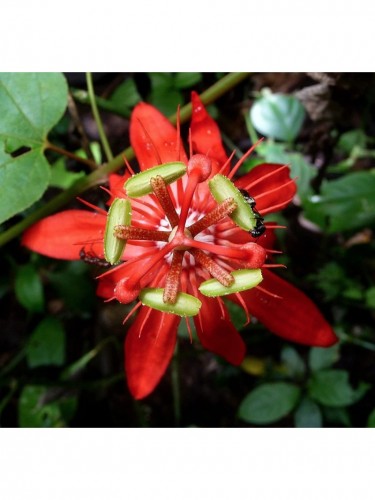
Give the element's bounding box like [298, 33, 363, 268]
[188, 198, 237, 237]
[150, 175, 180, 227]
[188, 127, 193, 158]
[114, 225, 170, 242]
[185, 239, 250, 260]
[216, 297, 226, 319]
[189, 249, 234, 287]
[243, 164, 289, 190]
[163, 250, 184, 304]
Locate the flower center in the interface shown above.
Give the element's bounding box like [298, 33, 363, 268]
[104, 155, 267, 314]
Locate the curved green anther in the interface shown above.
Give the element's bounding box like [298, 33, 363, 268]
[104, 198, 132, 264]
[139, 288, 202, 316]
[199, 269, 263, 297]
[208, 174, 256, 231]
[124, 162, 187, 197]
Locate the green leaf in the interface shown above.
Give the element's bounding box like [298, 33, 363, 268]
[365, 287, 375, 308]
[0, 73, 68, 223]
[14, 263, 44, 313]
[49, 157, 85, 189]
[336, 129, 367, 155]
[308, 369, 369, 407]
[48, 261, 96, 315]
[308, 344, 340, 372]
[367, 408, 375, 427]
[294, 397, 322, 428]
[238, 382, 301, 425]
[174, 72, 202, 89]
[250, 93, 305, 143]
[304, 170, 375, 233]
[281, 346, 306, 378]
[110, 79, 141, 112]
[26, 316, 65, 368]
[18, 385, 76, 427]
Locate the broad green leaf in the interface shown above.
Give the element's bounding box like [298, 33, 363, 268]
[322, 406, 351, 427]
[14, 263, 44, 313]
[308, 369, 369, 407]
[250, 93, 305, 143]
[238, 382, 301, 425]
[304, 170, 375, 233]
[308, 344, 340, 372]
[110, 78, 141, 112]
[148, 73, 182, 116]
[26, 316, 65, 368]
[174, 72, 202, 89]
[294, 397, 322, 428]
[0, 73, 68, 223]
[18, 385, 76, 427]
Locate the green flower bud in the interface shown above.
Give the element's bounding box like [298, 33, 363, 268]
[199, 269, 263, 297]
[124, 162, 187, 197]
[139, 288, 202, 316]
[208, 174, 256, 231]
[104, 198, 132, 264]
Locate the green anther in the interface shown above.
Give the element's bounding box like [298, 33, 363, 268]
[124, 162, 187, 197]
[208, 174, 256, 231]
[198, 269, 263, 297]
[139, 288, 202, 317]
[104, 198, 132, 264]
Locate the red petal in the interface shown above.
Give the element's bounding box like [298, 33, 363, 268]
[240, 269, 338, 347]
[190, 91, 229, 174]
[235, 163, 297, 215]
[130, 102, 188, 170]
[125, 307, 179, 399]
[22, 210, 106, 260]
[193, 294, 246, 365]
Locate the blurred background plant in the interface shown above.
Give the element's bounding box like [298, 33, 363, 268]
[0, 72, 374, 428]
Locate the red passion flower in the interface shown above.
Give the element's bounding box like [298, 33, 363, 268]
[22, 92, 337, 399]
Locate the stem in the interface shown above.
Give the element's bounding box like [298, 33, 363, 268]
[0, 72, 250, 248]
[46, 142, 97, 169]
[86, 72, 114, 162]
[171, 341, 181, 427]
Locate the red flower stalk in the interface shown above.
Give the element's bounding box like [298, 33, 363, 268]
[22, 92, 337, 399]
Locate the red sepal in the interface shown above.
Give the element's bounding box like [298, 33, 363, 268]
[125, 307, 179, 399]
[240, 269, 338, 347]
[21, 210, 106, 260]
[235, 163, 297, 215]
[130, 102, 188, 170]
[190, 91, 229, 174]
[194, 293, 246, 365]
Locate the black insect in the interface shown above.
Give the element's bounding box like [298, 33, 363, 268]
[239, 189, 266, 238]
[79, 247, 111, 268]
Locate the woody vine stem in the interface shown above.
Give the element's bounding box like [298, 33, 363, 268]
[0, 72, 249, 248]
